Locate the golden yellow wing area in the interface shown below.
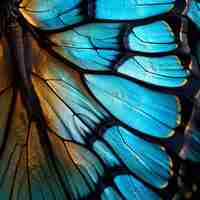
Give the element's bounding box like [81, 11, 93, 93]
[0, 36, 105, 200]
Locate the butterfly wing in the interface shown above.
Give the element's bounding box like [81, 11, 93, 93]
[0, 0, 198, 199]
[31, 38, 172, 195]
[0, 36, 105, 200]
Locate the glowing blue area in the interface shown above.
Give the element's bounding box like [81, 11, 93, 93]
[128, 21, 177, 53]
[85, 74, 181, 138]
[117, 56, 189, 88]
[50, 23, 122, 70]
[100, 126, 171, 188]
[20, 0, 83, 30]
[95, 0, 175, 20]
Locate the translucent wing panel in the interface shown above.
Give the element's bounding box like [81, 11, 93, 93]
[0, 91, 105, 200]
[85, 74, 181, 138]
[49, 21, 190, 88]
[94, 126, 172, 188]
[33, 75, 108, 144]
[94, 0, 175, 20]
[117, 56, 189, 87]
[20, 0, 84, 30]
[114, 175, 160, 200]
[48, 134, 104, 199]
[1, 1, 196, 199]
[32, 47, 109, 143]
[20, 0, 176, 30]
[128, 21, 177, 53]
[101, 175, 160, 200]
[49, 23, 122, 70]
[0, 85, 171, 199]
[0, 95, 34, 200]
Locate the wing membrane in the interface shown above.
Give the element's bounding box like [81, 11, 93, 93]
[0, 1, 197, 199]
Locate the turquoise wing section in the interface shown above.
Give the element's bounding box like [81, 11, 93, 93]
[101, 175, 160, 200]
[94, 0, 175, 20]
[49, 23, 122, 70]
[94, 126, 172, 188]
[128, 21, 177, 53]
[20, 0, 190, 87]
[85, 74, 181, 138]
[117, 56, 189, 87]
[114, 175, 160, 200]
[20, 0, 176, 30]
[48, 21, 190, 88]
[20, 0, 84, 30]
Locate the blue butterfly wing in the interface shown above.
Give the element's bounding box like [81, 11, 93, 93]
[0, 0, 198, 199]
[19, 0, 177, 30]
[19, 0, 85, 30]
[47, 22, 189, 88]
[31, 39, 172, 187]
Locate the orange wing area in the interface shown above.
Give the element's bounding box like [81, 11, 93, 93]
[0, 36, 105, 200]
